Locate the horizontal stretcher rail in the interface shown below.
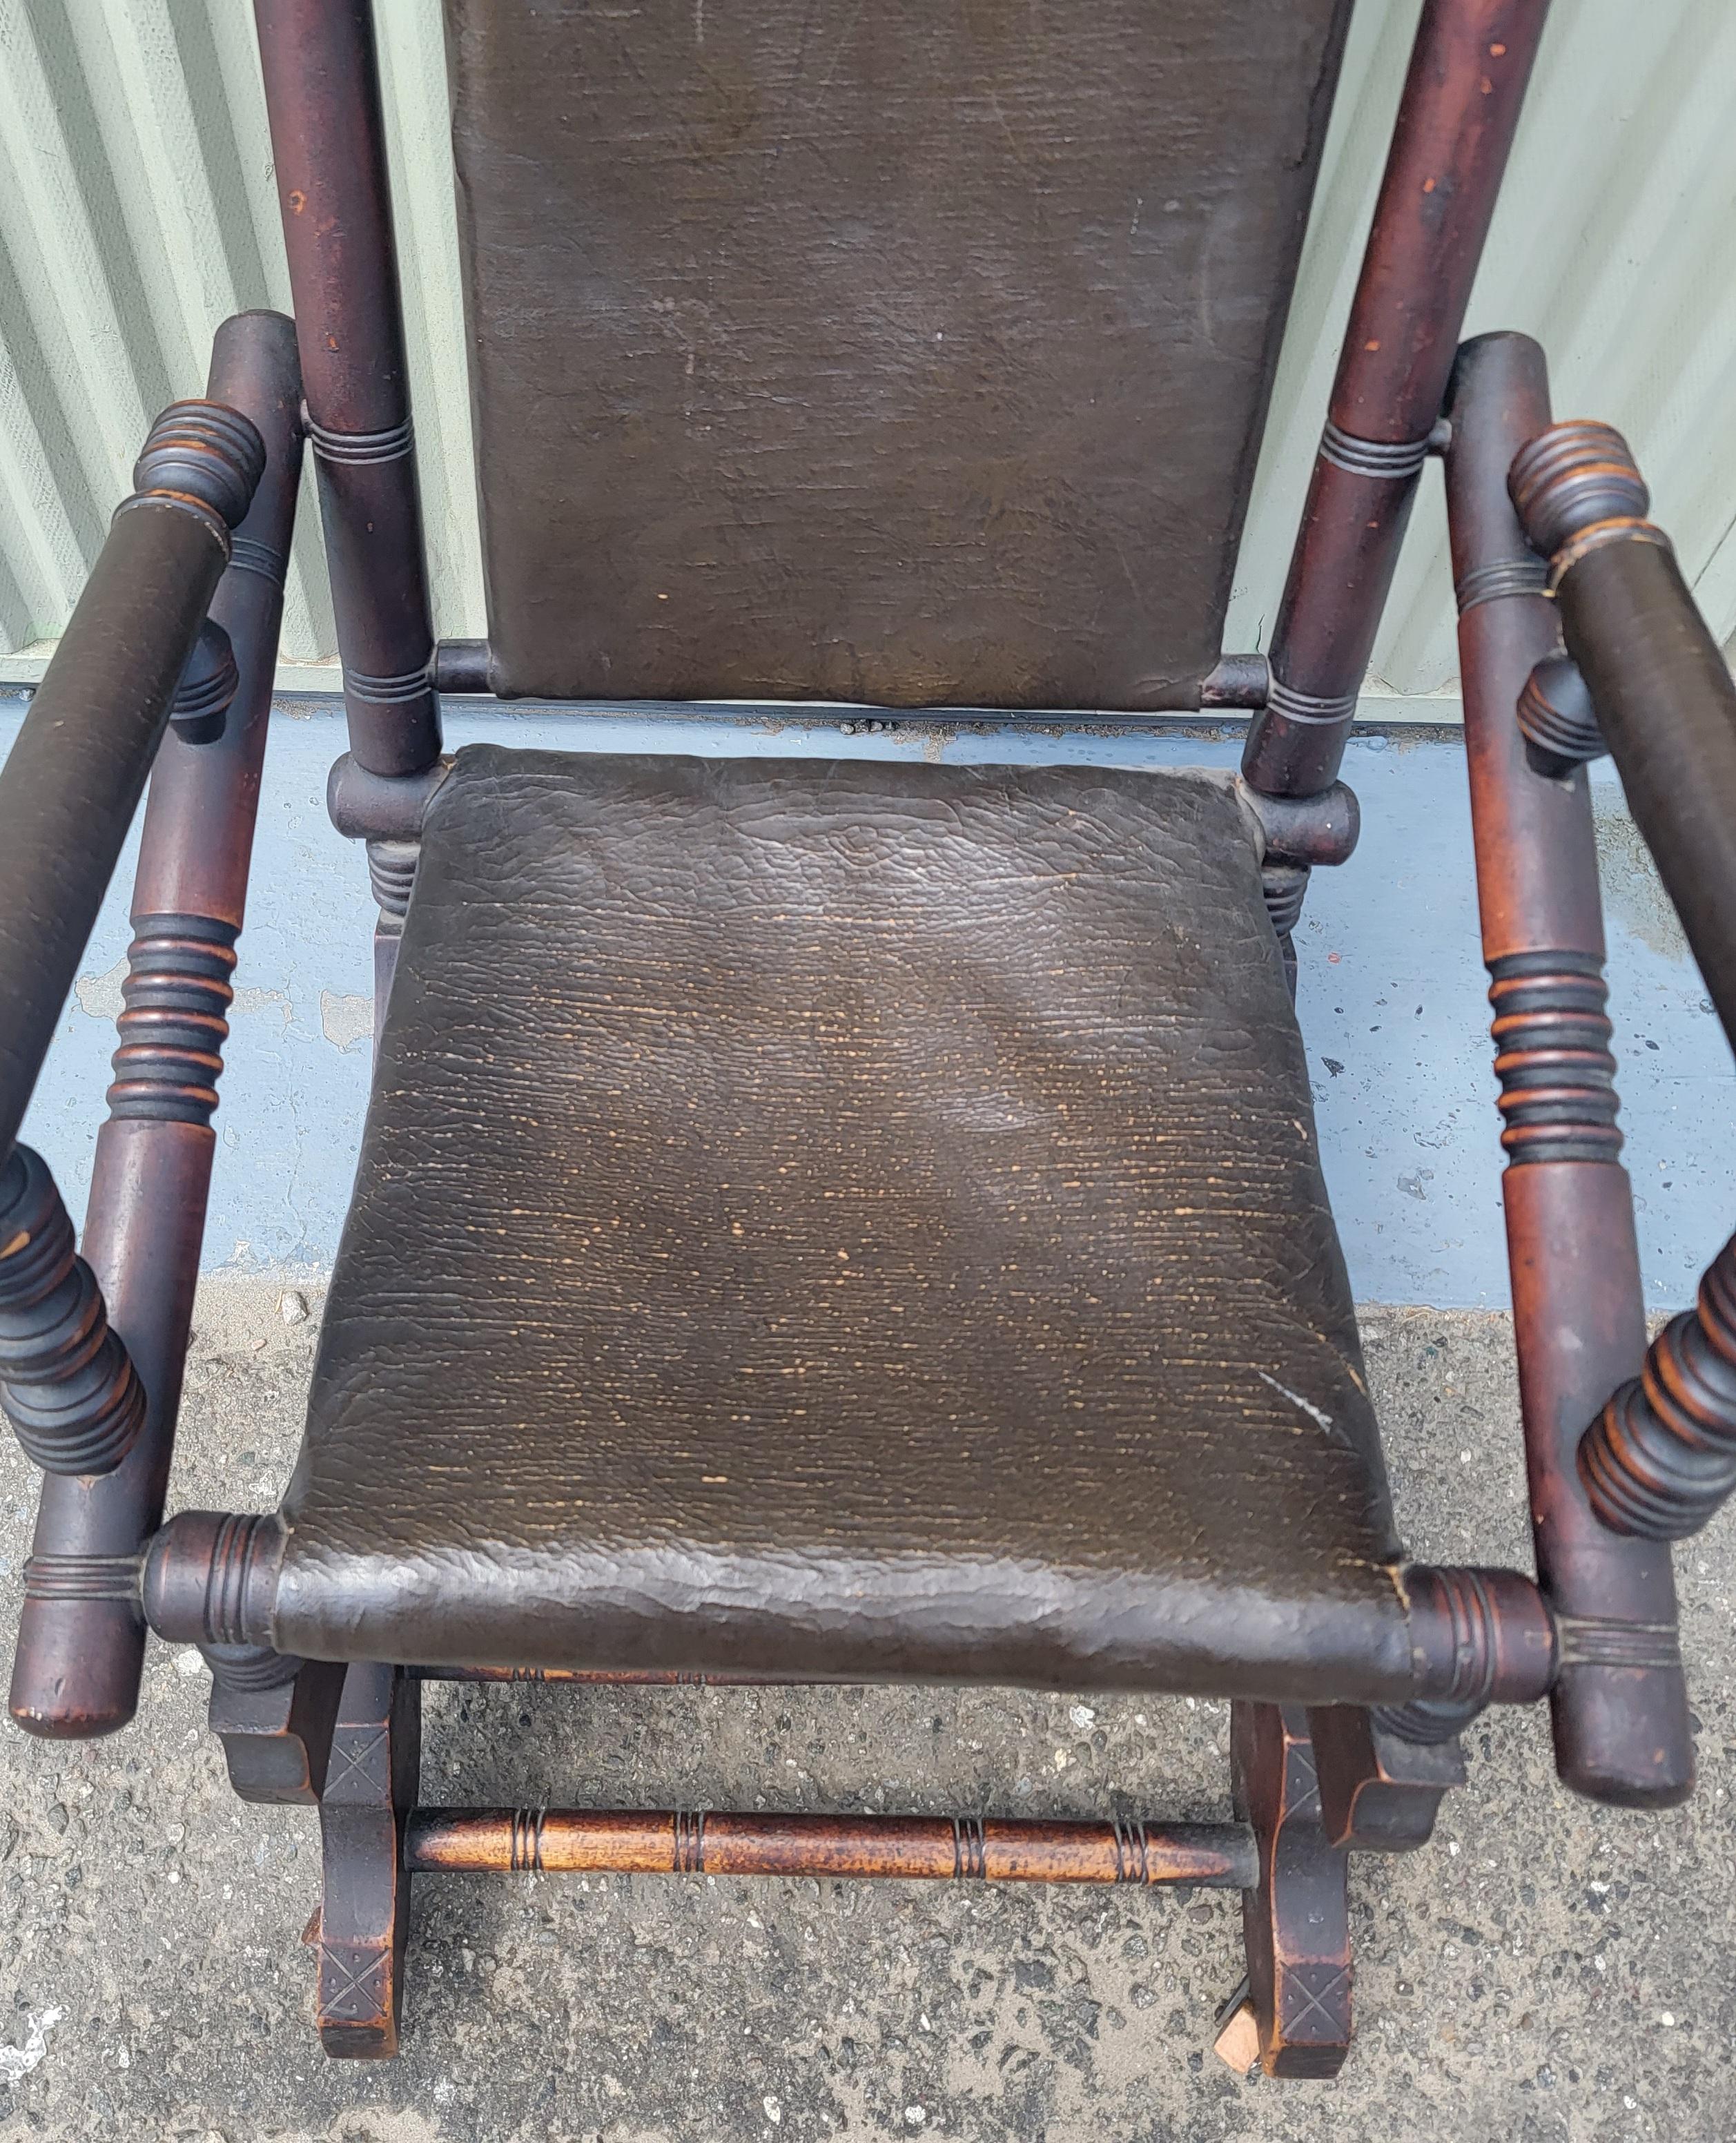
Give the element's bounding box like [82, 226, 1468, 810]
[402, 1808, 1257, 1888]
[414, 1666, 848, 1687]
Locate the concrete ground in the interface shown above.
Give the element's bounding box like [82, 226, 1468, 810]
[0, 1289, 1730, 2143]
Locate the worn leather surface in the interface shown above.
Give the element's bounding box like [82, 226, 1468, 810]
[445, 0, 1352, 710]
[276, 747, 1410, 1696]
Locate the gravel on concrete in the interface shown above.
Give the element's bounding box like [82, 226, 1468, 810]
[0, 1285, 1730, 2143]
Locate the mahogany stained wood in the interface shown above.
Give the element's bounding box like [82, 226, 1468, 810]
[9, 312, 303, 1740]
[254, 0, 441, 777]
[404, 1810, 1256, 1888]
[1443, 331, 1690, 1807]
[315, 1662, 420, 2059]
[1232, 1702, 1352, 2079]
[1243, 0, 1551, 797]
[0, 402, 261, 1156]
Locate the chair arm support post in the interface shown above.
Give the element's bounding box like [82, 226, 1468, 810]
[254, 0, 442, 781]
[9, 313, 302, 1743]
[1442, 331, 1692, 1809]
[0, 406, 264, 1161]
[1242, 0, 1550, 800]
[1508, 420, 1736, 1549]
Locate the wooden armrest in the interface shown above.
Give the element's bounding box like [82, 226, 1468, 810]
[1510, 420, 1736, 1056]
[0, 398, 265, 1157]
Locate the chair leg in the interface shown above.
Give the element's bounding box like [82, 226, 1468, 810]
[313, 1662, 421, 2058]
[1227, 1700, 1352, 2079]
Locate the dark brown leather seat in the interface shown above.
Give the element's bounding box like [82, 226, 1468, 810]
[273, 747, 1412, 1699]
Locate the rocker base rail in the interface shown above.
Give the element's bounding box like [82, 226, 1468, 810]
[401, 1806, 1258, 1888]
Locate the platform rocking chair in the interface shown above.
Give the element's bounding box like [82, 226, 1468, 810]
[3, 0, 1735, 2077]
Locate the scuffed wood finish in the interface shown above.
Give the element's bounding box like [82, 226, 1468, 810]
[315, 1663, 420, 2059]
[1443, 332, 1691, 1807]
[254, 0, 440, 777]
[1231, 1702, 1352, 2079]
[1309, 1705, 1465, 1853]
[1581, 1232, 1736, 1540]
[1504, 418, 1736, 1544]
[208, 1658, 345, 1806]
[403, 1809, 1256, 1888]
[0, 1144, 146, 1475]
[9, 311, 302, 1743]
[0, 400, 262, 1157]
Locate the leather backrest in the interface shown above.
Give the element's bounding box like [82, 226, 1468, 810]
[445, 0, 1352, 710]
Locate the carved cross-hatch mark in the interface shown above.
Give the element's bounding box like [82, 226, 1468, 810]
[1285, 1744, 1322, 1823]
[1280, 1960, 1352, 2042]
[320, 1943, 389, 2024]
[324, 1727, 388, 1801]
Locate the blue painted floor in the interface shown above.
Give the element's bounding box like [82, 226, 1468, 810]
[6, 697, 1730, 1308]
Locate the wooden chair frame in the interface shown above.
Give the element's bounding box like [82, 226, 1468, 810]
[2, 0, 1733, 2074]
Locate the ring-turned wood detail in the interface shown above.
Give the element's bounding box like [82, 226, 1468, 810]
[306, 416, 415, 467]
[169, 619, 240, 746]
[400, 1809, 1256, 1888]
[1515, 651, 1603, 778]
[0, 1144, 145, 1475]
[139, 1507, 286, 1648]
[125, 398, 268, 545]
[364, 840, 418, 927]
[1579, 1230, 1736, 1540]
[21, 1551, 141, 1603]
[1485, 949, 1621, 1166]
[1508, 419, 1655, 568]
[1262, 677, 1360, 730]
[105, 914, 240, 1127]
[1318, 421, 1434, 482]
[1453, 554, 1548, 614]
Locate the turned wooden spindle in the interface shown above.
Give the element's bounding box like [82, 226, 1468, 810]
[0, 1146, 146, 1475]
[1444, 336, 1693, 1806]
[1509, 418, 1736, 1546]
[1241, 0, 1552, 799]
[9, 311, 301, 1743]
[1579, 1234, 1736, 1540]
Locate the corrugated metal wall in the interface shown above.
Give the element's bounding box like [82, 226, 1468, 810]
[2, 0, 1733, 703]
